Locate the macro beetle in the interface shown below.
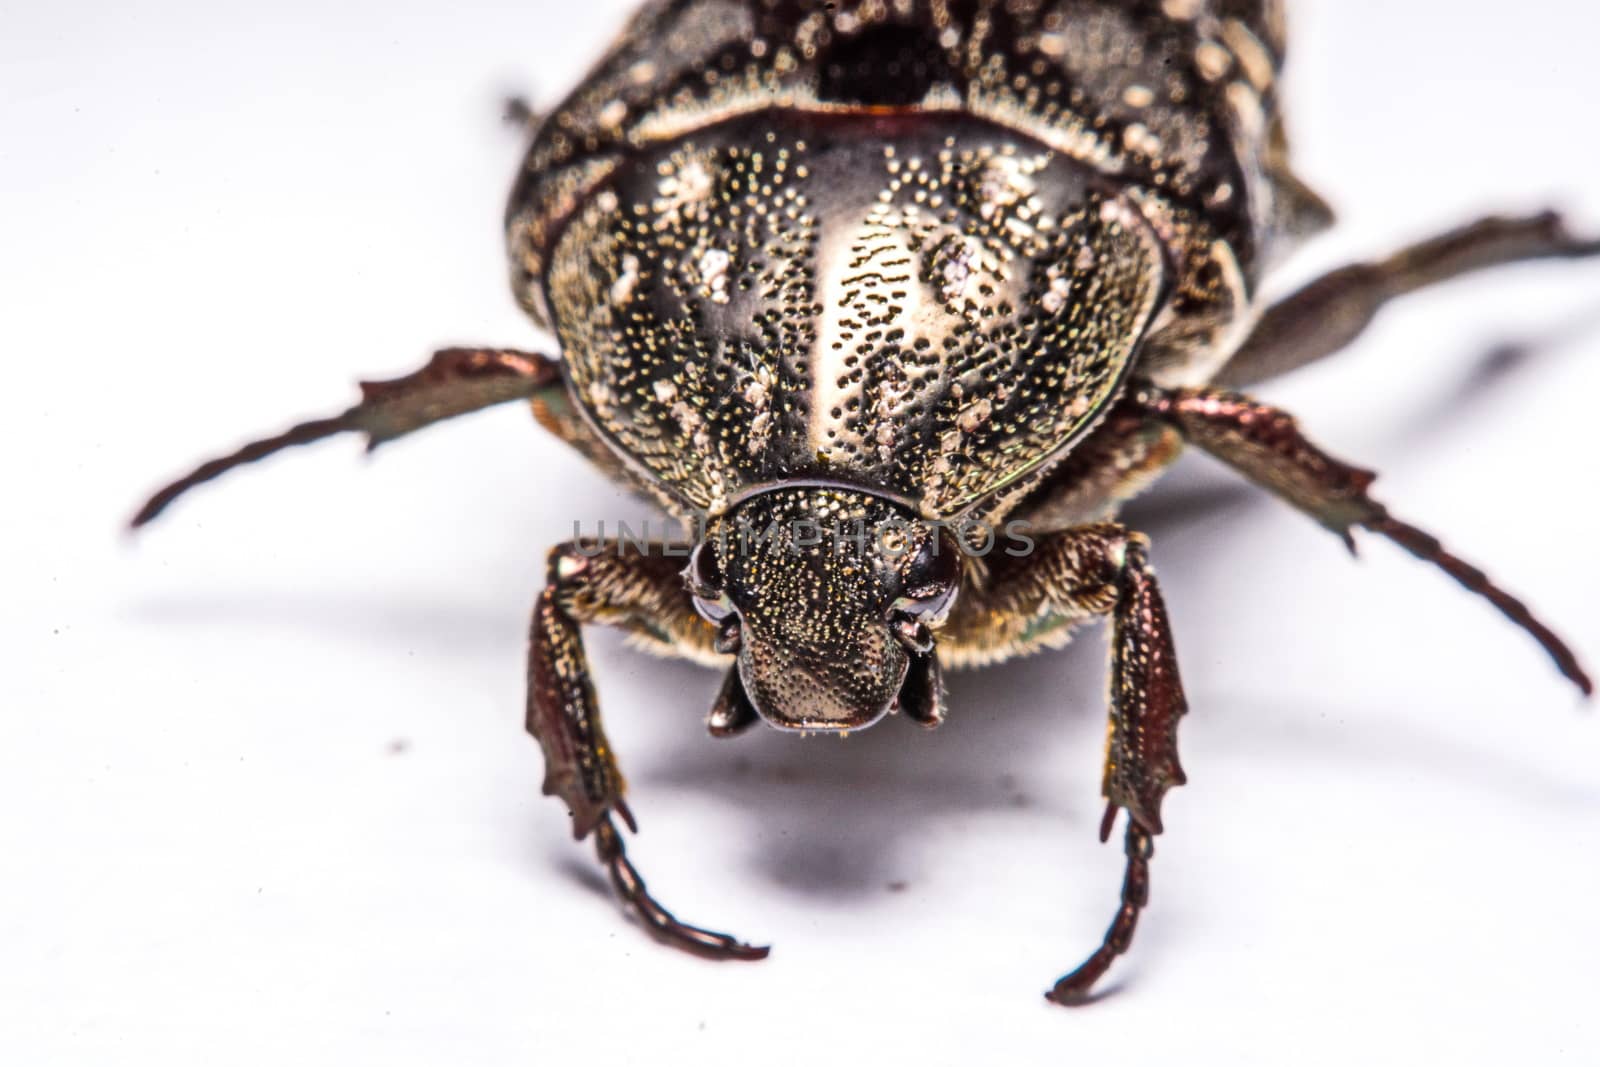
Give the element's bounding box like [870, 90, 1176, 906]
[134, 0, 1597, 1003]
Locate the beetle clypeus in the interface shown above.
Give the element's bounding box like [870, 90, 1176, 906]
[133, 0, 1597, 1004]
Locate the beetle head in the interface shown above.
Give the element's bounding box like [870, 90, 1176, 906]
[686, 487, 961, 733]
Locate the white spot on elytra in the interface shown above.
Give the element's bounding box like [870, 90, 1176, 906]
[957, 398, 992, 434]
[743, 376, 769, 409]
[940, 238, 981, 302]
[610, 253, 640, 304]
[655, 159, 713, 228]
[669, 400, 710, 452]
[698, 248, 732, 303]
[1194, 41, 1232, 82]
[979, 155, 1037, 221]
[748, 411, 774, 454]
[1042, 275, 1072, 314]
[1122, 122, 1161, 156]
[597, 99, 627, 129]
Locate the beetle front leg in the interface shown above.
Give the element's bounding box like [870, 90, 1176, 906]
[946, 526, 1187, 1003]
[528, 540, 768, 961]
[1050, 531, 1186, 1004]
[1216, 212, 1600, 387]
[1134, 385, 1592, 695]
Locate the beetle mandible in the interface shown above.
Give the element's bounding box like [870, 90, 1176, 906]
[133, 0, 1597, 1004]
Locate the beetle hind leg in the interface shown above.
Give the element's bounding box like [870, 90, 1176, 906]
[1217, 212, 1600, 387]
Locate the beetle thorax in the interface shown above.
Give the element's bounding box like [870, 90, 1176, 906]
[546, 110, 1168, 519]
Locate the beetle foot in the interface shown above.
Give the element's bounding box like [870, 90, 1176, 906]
[1045, 812, 1153, 1008]
[593, 816, 770, 962]
[1045, 959, 1119, 1007]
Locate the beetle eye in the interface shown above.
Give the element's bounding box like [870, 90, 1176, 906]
[894, 527, 961, 623]
[692, 594, 733, 625]
[692, 594, 741, 655]
[902, 527, 960, 597]
[686, 540, 723, 597]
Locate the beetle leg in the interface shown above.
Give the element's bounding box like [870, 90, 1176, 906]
[1047, 810, 1155, 1005]
[131, 347, 560, 527]
[1134, 384, 1592, 695]
[529, 540, 768, 961]
[942, 525, 1186, 1002]
[1216, 212, 1600, 387]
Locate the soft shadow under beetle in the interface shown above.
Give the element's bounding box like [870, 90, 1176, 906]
[134, 0, 1597, 1003]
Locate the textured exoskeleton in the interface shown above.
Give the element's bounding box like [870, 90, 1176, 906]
[136, 0, 1597, 1003]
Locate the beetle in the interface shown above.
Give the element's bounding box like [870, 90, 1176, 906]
[132, 0, 1596, 1004]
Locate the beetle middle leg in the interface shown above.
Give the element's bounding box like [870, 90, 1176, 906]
[1216, 212, 1600, 387]
[940, 525, 1187, 1003]
[1132, 384, 1592, 695]
[131, 347, 563, 527]
[529, 538, 769, 961]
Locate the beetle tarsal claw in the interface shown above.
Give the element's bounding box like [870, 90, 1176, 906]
[1047, 816, 1155, 1005]
[593, 817, 770, 962]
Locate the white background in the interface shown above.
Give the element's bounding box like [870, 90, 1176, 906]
[4, 2, 1599, 1063]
